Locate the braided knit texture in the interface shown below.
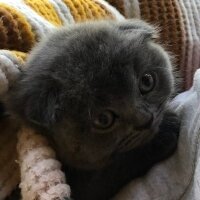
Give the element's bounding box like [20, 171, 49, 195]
[107, 0, 200, 89]
[17, 127, 71, 200]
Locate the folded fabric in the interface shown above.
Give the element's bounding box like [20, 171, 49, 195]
[114, 69, 200, 200]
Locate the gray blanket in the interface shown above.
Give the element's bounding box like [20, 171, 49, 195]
[114, 69, 200, 200]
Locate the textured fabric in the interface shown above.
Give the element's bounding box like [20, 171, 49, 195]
[0, 0, 123, 52]
[107, 0, 200, 90]
[17, 127, 71, 200]
[114, 69, 200, 200]
[107, 0, 140, 18]
[139, 0, 185, 84]
[179, 0, 200, 89]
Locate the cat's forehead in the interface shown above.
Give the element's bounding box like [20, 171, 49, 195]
[43, 22, 172, 99]
[68, 29, 167, 76]
[48, 22, 165, 73]
[68, 28, 172, 97]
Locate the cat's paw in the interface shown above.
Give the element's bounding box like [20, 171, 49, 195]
[151, 110, 180, 161]
[0, 55, 21, 95]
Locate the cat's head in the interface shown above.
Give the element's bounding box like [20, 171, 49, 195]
[8, 20, 175, 170]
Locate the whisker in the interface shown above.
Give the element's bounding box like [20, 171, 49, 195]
[117, 132, 140, 152]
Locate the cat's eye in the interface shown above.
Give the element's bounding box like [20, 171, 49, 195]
[93, 111, 115, 129]
[139, 72, 156, 94]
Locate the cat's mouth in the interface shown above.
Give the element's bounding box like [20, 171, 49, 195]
[117, 116, 161, 153]
[117, 129, 156, 153]
[117, 108, 166, 153]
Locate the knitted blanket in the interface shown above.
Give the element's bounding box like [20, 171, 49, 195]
[0, 0, 200, 200]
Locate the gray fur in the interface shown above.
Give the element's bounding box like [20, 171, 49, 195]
[6, 20, 179, 200]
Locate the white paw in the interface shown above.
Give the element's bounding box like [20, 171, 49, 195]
[0, 55, 21, 96]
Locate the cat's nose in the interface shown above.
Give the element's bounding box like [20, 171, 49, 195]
[133, 111, 153, 130]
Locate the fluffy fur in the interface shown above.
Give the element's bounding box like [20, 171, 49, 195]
[6, 20, 179, 200]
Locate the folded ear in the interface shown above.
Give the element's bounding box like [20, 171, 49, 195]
[8, 74, 64, 127]
[117, 19, 158, 41]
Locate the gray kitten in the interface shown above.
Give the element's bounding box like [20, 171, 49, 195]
[7, 20, 179, 200]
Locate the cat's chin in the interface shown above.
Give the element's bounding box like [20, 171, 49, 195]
[63, 154, 113, 170]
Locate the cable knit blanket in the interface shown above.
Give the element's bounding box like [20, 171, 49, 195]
[0, 0, 200, 199]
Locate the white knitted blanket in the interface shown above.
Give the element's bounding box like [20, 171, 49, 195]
[114, 69, 200, 200]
